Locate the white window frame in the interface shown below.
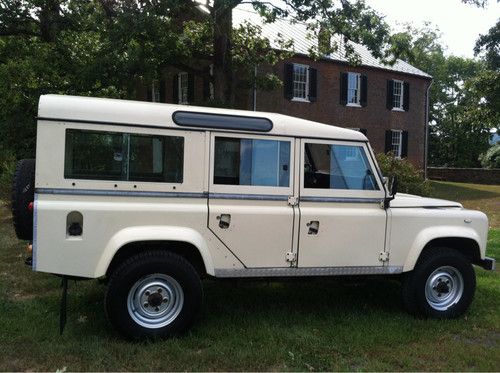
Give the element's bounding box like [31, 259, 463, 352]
[178, 72, 189, 105]
[346, 72, 361, 107]
[292, 63, 310, 102]
[151, 80, 160, 103]
[392, 80, 404, 111]
[391, 129, 403, 158]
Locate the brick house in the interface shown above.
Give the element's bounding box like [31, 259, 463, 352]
[141, 8, 432, 169]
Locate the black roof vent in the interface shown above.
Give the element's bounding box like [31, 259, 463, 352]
[172, 111, 273, 132]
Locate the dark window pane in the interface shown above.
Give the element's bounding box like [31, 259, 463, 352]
[65, 129, 123, 180]
[65, 129, 183, 183]
[128, 134, 183, 182]
[214, 137, 290, 187]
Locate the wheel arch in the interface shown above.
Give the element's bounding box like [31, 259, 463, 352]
[95, 226, 215, 278]
[403, 227, 482, 272]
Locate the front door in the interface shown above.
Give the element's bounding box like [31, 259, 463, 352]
[208, 133, 296, 268]
[297, 139, 387, 268]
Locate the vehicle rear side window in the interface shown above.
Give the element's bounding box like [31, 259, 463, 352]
[304, 143, 378, 190]
[214, 137, 290, 187]
[65, 129, 184, 183]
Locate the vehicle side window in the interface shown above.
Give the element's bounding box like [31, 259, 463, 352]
[214, 137, 290, 187]
[65, 129, 184, 183]
[304, 143, 378, 190]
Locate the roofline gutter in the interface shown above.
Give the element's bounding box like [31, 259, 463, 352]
[424, 79, 433, 179]
[290, 51, 433, 80]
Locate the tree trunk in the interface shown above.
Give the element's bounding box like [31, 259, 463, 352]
[212, 0, 233, 105]
[39, 0, 61, 42]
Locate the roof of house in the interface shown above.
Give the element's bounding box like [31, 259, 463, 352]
[38, 94, 367, 141]
[233, 7, 432, 79]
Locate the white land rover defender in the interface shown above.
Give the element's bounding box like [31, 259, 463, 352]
[12, 95, 495, 339]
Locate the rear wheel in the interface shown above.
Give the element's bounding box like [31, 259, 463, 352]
[402, 247, 475, 319]
[11, 159, 36, 240]
[105, 250, 202, 340]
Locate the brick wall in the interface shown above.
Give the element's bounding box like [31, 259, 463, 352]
[245, 56, 430, 169]
[141, 56, 431, 170]
[427, 167, 500, 185]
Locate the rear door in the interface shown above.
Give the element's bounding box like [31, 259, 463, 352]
[208, 133, 296, 268]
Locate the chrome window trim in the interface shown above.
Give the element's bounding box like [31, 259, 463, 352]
[300, 196, 383, 204]
[209, 193, 289, 201]
[35, 188, 206, 199]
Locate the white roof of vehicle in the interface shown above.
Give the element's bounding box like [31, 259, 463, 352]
[233, 7, 432, 79]
[38, 95, 367, 141]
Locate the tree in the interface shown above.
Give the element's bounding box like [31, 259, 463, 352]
[392, 24, 494, 167]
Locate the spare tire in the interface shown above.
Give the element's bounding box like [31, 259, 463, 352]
[11, 159, 36, 240]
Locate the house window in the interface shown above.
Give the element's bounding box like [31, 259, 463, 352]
[292, 64, 309, 101]
[393, 80, 404, 110]
[151, 80, 160, 103]
[347, 72, 361, 105]
[391, 130, 403, 158]
[178, 72, 189, 104]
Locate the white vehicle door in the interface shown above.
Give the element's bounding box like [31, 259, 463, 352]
[297, 139, 387, 268]
[208, 133, 297, 268]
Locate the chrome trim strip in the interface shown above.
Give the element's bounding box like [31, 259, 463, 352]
[32, 193, 38, 271]
[214, 266, 403, 278]
[209, 193, 289, 201]
[35, 188, 207, 199]
[300, 196, 383, 204]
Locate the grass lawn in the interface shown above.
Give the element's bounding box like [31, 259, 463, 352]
[0, 181, 498, 371]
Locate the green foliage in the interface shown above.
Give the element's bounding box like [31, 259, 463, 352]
[479, 144, 500, 169]
[0, 147, 15, 202]
[395, 23, 497, 168]
[376, 153, 431, 196]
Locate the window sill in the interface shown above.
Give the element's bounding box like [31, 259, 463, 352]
[346, 103, 362, 108]
[291, 97, 311, 103]
[391, 107, 405, 112]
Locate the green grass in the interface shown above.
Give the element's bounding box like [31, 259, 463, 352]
[430, 181, 500, 228]
[0, 182, 499, 371]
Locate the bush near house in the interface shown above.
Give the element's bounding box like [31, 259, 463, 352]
[376, 153, 431, 196]
[479, 144, 500, 169]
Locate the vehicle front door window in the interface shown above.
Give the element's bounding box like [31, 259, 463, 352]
[304, 143, 378, 190]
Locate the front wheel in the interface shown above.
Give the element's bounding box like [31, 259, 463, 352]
[402, 247, 476, 319]
[105, 250, 202, 340]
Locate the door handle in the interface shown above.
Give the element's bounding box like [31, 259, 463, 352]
[217, 214, 231, 229]
[307, 220, 319, 235]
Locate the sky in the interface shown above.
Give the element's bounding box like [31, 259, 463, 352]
[365, 0, 500, 58]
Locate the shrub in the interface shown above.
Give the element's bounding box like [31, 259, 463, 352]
[375, 153, 431, 196]
[479, 145, 500, 169]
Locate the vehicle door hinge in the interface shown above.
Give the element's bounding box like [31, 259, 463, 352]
[286, 251, 297, 264]
[288, 196, 298, 206]
[379, 251, 390, 262]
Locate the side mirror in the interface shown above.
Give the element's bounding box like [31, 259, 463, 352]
[384, 176, 398, 209]
[389, 176, 398, 197]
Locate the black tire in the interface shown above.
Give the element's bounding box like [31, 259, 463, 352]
[11, 159, 36, 240]
[105, 250, 203, 340]
[402, 247, 476, 319]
